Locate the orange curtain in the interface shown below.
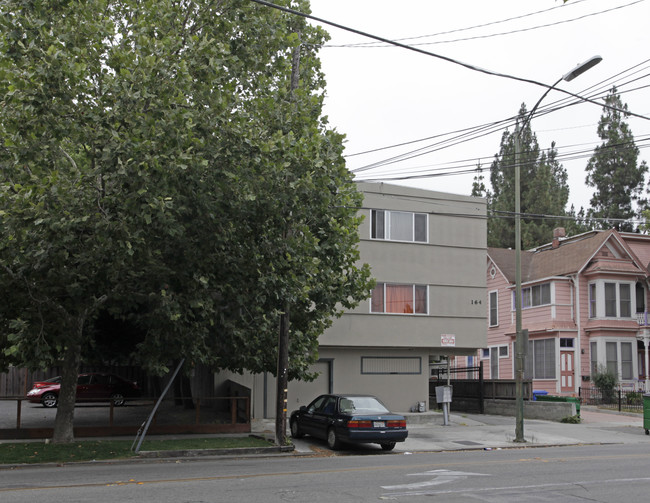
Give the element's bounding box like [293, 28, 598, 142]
[386, 285, 413, 313]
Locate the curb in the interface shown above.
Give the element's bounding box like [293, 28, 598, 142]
[137, 444, 295, 458]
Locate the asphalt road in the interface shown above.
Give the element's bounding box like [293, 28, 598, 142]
[2, 443, 650, 502]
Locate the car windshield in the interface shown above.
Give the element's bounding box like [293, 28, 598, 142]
[340, 396, 389, 414]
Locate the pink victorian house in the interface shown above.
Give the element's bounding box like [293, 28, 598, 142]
[483, 228, 650, 396]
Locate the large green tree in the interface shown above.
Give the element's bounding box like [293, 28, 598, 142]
[585, 86, 648, 231]
[0, 0, 371, 443]
[483, 104, 571, 249]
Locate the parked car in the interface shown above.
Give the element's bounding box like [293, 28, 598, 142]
[289, 394, 408, 451]
[26, 373, 141, 408]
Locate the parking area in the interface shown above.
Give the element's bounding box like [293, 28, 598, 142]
[0, 397, 250, 439]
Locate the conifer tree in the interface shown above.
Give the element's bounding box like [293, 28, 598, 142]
[486, 104, 571, 249]
[585, 87, 647, 231]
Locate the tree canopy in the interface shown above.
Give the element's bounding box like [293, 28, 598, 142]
[0, 0, 372, 442]
[585, 86, 648, 231]
[479, 104, 571, 249]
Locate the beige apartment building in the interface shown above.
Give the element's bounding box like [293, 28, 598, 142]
[217, 182, 487, 417]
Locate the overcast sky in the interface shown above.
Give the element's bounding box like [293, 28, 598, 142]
[307, 0, 650, 213]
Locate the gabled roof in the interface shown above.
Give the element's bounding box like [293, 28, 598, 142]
[488, 229, 647, 284]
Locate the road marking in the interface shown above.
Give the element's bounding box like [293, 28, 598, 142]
[382, 476, 650, 499]
[382, 469, 488, 491]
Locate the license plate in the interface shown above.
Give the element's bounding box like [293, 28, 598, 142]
[373, 421, 385, 428]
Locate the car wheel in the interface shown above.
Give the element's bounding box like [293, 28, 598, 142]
[327, 428, 341, 450]
[111, 393, 125, 406]
[41, 392, 58, 408]
[380, 442, 396, 451]
[290, 420, 304, 438]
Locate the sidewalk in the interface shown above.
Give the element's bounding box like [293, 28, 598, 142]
[262, 406, 648, 454]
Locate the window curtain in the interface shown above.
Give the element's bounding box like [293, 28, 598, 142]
[386, 284, 414, 313]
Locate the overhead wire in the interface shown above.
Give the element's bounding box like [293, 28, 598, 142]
[328, 0, 646, 48]
[345, 58, 650, 162]
[349, 62, 650, 177]
[248, 0, 650, 123]
[328, 0, 591, 48]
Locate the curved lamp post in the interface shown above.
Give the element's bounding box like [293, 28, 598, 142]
[514, 56, 602, 443]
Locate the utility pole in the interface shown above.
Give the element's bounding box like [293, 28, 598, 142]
[514, 122, 525, 443]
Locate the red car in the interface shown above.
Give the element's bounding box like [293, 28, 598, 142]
[26, 373, 141, 408]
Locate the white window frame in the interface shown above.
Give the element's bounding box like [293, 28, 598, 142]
[370, 283, 429, 315]
[512, 282, 552, 310]
[591, 338, 637, 382]
[370, 209, 428, 243]
[489, 290, 498, 327]
[588, 280, 635, 319]
[524, 338, 557, 380]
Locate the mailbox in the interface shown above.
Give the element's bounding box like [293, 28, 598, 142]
[435, 385, 452, 403]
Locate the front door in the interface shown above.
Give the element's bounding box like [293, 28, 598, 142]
[560, 351, 575, 392]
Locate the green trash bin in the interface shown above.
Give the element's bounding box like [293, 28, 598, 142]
[643, 394, 650, 435]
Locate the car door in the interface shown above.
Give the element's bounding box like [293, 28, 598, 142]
[309, 396, 338, 440]
[75, 374, 93, 401]
[299, 396, 326, 437]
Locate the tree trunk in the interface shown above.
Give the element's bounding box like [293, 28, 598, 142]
[52, 342, 82, 443]
[275, 306, 289, 446]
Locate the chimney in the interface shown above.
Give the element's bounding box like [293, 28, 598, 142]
[552, 227, 566, 249]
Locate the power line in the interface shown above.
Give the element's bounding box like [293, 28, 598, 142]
[249, 0, 650, 123]
[328, 0, 590, 48]
[354, 137, 650, 182]
[349, 66, 650, 174]
[328, 0, 646, 48]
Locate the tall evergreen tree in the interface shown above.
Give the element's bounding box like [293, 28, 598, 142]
[487, 104, 571, 249]
[585, 87, 647, 231]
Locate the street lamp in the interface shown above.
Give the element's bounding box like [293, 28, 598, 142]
[514, 55, 602, 443]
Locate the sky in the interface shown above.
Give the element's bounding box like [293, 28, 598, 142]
[307, 0, 650, 213]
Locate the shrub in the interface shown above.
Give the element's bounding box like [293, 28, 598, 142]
[592, 365, 618, 403]
[626, 391, 642, 405]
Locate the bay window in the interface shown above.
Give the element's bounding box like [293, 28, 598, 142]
[588, 280, 634, 319]
[512, 282, 551, 310]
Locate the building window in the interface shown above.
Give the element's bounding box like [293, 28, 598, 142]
[621, 342, 633, 380]
[481, 348, 490, 359]
[620, 284, 631, 317]
[489, 291, 498, 327]
[605, 283, 617, 317]
[594, 339, 636, 381]
[525, 338, 556, 379]
[361, 357, 422, 375]
[636, 282, 646, 314]
[560, 338, 574, 348]
[499, 345, 509, 357]
[371, 210, 427, 243]
[606, 341, 617, 376]
[590, 281, 634, 319]
[513, 283, 551, 310]
[370, 283, 428, 314]
[490, 348, 499, 378]
[590, 341, 598, 376]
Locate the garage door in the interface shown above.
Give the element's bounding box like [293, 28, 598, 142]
[287, 360, 331, 412]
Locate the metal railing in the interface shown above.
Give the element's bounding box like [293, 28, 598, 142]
[579, 386, 644, 412]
